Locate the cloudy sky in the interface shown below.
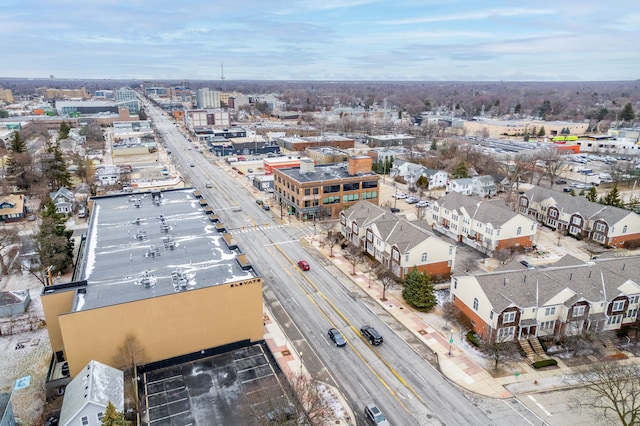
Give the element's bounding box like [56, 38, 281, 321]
[1, 0, 639, 81]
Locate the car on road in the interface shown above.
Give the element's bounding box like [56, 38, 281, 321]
[262, 204, 270, 211]
[392, 192, 407, 199]
[416, 200, 430, 208]
[520, 260, 535, 269]
[189, 163, 195, 167]
[256, 199, 263, 206]
[360, 325, 383, 345]
[205, 182, 212, 188]
[297, 260, 310, 271]
[555, 179, 567, 185]
[328, 328, 346, 347]
[364, 403, 390, 425]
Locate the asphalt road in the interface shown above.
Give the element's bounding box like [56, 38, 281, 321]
[143, 101, 548, 426]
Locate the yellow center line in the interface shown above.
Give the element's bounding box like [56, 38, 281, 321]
[270, 244, 423, 410]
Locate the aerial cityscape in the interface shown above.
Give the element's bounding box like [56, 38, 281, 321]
[1, 1, 640, 426]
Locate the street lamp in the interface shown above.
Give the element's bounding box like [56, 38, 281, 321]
[299, 351, 303, 376]
[448, 329, 454, 356]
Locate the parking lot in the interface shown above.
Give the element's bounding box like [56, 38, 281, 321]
[141, 343, 292, 425]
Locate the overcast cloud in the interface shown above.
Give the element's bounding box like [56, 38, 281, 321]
[0, 0, 638, 81]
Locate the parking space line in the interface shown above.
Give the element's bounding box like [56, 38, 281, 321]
[146, 374, 183, 385]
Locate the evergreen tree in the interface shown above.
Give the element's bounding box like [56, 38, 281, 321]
[452, 161, 468, 179]
[569, 189, 576, 196]
[42, 141, 72, 189]
[430, 140, 437, 151]
[101, 401, 130, 426]
[603, 185, 624, 208]
[514, 103, 521, 114]
[416, 175, 429, 191]
[58, 121, 71, 141]
[402, 268, 437, 311]
[523, 132, 530, 142]
[586, 186, 598, 202]
[538, 126, 545, 137]
[37, 199, 74, 274]
[8, 131, 27, 152]
[620, 102, 635, 121]
[5, 131, 28, 178]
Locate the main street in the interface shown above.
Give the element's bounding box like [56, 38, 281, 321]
[144, 101, 548, 425]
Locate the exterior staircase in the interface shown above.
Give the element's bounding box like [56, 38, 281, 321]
[529, 337, 546, 355]
[519, 337, 551, 364]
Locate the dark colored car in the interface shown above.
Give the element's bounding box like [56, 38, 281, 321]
[328, 328, 346, 347]
[297, 260, 310, 271]
[389, 207, 400, 213]
[520, 260, 535, 269]
[364, 404, 390, 425]
[256, 199, 263, 206]
[555, 179, 567, 184]
[360, 325, 383, 345]
[262, 204, 270, 211]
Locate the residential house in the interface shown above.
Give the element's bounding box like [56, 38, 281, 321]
[471, 175, 497, 198]
[58, 360, 124, 426]
[341, 201, 456, 280]
[0, 194, 27, 222]
[490, 174, 510, 193]
[518, 186, 640, 247]
[446, 178, 473, 195]
[50, 187, 75, 214]
[391, 160, 448, 188]
[432, 192, 537, 256]
[451, 256, 640, 342]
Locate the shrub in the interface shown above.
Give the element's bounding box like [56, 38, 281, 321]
[616, 326, 630, 337]
[466, 331, 480, 347]
[623, 239, 640, 249]
[532, 359, 558, 369]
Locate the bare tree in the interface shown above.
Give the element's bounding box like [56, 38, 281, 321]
[0, 227, 19, 276]
[375, 266, 398, 301]
[480, 337, 521, 372]
[537, 147, 567, 189]
[112, 333, 147, 375]
[323, 230, 341, 258]
[494, 248, 514, 265]
[345, 244, 364, 275]
[570, 361, 640, 426]
[441, 301, 461, 327]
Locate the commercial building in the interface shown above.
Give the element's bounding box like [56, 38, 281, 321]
[274, 156, 380, 220]
[113, 88, 140, 113]
[277, 135, 354, 152]
[463, 118, 590, 138]
[196, 88, 221, 109]
[41, 189, 263, 378]
[0, 88, 13, 104]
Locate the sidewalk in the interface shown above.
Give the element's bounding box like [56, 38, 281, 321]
[302, 233, 612, 399]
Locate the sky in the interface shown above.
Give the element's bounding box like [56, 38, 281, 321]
[1, 0, 639, 82]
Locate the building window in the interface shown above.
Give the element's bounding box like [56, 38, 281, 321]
[489, 311, 493, 319]
[612, 300, 625, 312]
[549, 209, 557, 218]
[596, 222, 606, 232]
[473, 298, 479, 311]
[572, 305, 586, 317]
[607, 315, 623, 325]
[569, 226, 581, 235]
[392, 250, 399, 261]
[420, 252, 428, 262]
[97, 412, 104, 421]
[362, 180, 378, 189]
[625, 308, 638, 319]
[593, 233, 606, 243]
[449, 246, 453, 255]
[343, 182, 360, 191]
[503, 311, 516, 323]
[304, 188, 310, 196]
[629, 295, 639, 305]
[539, 320, 555, 330]
[342, 194, 359, 203]
[323, 196, 340, 204]
[516, 226, 522, 236]
[497, 326, 515, 341]
[623, 225, 628, 233]
[313, 187, 319, 195]
[323, 184, 340, 193]
[81, 417, 89, 426]
[362, 191, 377, 200]
[572, 216, 582, 225]
[545, 306, 556, 316]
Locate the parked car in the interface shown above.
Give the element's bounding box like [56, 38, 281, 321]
[563, 187, 572, 192]
[256, 199, 263, 206]
[389, 207, 400, 213]
[555, 179, 567, 185]
[189, 163, 195, 167]
[328, 328, 346, 347]
[392, 192, 407, 199]
[416, 200, 430, 208]
[205, 182, 212, 188]
[405, 197, 419, 204]
[297, 260, 310, 271]
[364, 404, 390, 425]
[360, 325, 383, 345]
[262, 204, 270, 211]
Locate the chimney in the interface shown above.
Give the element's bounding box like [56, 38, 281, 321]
[299, 158, 315, 174]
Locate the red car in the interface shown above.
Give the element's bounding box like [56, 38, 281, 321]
[297, 260, 310, 271]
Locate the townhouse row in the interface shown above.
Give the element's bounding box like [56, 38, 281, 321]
[452, 256, 640, 342]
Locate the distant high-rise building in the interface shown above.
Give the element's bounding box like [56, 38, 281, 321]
[196, 88, 221, 109]
[0, 88, 13, 103]
[114, 88, 140, 113]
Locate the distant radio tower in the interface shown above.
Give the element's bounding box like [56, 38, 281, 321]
[221, 63, 225, 92]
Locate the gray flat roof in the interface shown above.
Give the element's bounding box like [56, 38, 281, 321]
[76, 189, 257, 311]
[278, 163, 379, 184]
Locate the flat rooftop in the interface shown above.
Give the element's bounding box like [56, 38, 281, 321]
[75, 188, 257, 311]
[278, 163, 379, 183]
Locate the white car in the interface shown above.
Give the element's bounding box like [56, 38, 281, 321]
[392, 193, 407, 199]
[405, 197, 419, 204]
[416, 200, 430, 208]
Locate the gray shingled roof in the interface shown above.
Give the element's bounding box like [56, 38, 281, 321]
[523, 186, 632, 224]
[466, 256, 640, 313]
[436, 192, 520, 227]
[342, 200, 389, 228]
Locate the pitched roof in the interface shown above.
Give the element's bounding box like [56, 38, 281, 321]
[523, 186, 631, 224]
[341, 200, 390, 227]
[465, 256, 640, 313]
[436, 192, 522, 227]
[59, 360, 124, 426]
[473, 175, 495, 186]
[50, 187, 74, 201]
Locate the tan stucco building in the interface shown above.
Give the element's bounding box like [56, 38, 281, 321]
[42, 189, 263, 378]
